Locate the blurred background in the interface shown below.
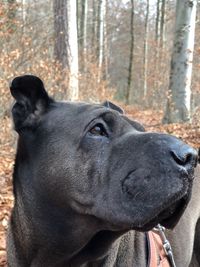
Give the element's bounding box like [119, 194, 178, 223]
[0, 1, 199, 114]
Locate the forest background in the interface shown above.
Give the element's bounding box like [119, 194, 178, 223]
[0, 0, 200, 266]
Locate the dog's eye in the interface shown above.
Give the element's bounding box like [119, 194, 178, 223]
[89, 124, 108, 137]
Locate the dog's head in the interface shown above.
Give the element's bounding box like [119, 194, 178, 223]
[10, 75, 197, 232]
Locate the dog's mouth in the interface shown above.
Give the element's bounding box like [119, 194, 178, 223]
[120, 168, 193, 232]
[138, 192, 190, 231]
[159, 198, 187, 228]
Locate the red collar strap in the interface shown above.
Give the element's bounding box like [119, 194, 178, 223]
[147, 230, 171, 267]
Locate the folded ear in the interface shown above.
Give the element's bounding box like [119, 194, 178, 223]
[102, 101, 124, 114]
[10, 75, 53, 132]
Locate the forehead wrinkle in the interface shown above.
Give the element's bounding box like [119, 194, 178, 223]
[83, 110, 118, 131]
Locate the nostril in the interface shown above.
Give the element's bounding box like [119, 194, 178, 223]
[170, 150, 196, 167]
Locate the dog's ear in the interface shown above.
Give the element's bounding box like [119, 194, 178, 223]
[102, 101, 124, 114]
[10, 75, 53, 132]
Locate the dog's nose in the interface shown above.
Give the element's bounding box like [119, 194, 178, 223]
[170, 145, 198, 168]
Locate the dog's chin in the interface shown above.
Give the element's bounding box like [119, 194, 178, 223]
[135, 193, 191, 232]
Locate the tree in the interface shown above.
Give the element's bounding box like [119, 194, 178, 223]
[79, 0, 88, 72]
[91, 0, 97, 57]
[155, 0, 165, 48]
[7, 0, 17, 33]
[125, 0, 135, 104]
[67, 0, 79, 100]
[163, 0, 197, 123]
[143, 0, 150, 98]
[53, 0, 68, 69]
[102, 1, 108, 81]
[160, 0, 166, 48]
[97, 0, 106, 82]
[53, 0, 79, 100]
[155, 0, 161, 44]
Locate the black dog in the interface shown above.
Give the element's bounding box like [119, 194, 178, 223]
[7, 75, 200, 267]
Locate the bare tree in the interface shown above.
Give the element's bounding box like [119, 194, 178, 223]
[53, 0, 68, 69]
[76, 0, 80, 43]
[97, 0, 106, 82]
[91, 0, 97, 57]
[163, 0, 197, 123]
[143, 0, 150, 98]
[7, 0, 17, 32]
[67, 0, 79, 100]
[155, 0, 161, 43]
[126, 0, 134, 104]
[102, 1, 109, 80]
[53, 0, 79, 100]
[79, 0, 88, 72]
[160, 0, 166, 48]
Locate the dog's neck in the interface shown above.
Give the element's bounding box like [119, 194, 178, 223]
[67, 230, 148, 267]
[11, 183, 117, 265]
[12, 185, 147, 266]
[68, 230, 125, 266]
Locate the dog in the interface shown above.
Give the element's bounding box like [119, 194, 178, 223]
[7, 75, 200, 267]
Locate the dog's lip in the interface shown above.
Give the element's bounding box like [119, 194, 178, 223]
[159, 195, 188, 228]
[122, 168, 191, 229]
[139, 193, 189, 231]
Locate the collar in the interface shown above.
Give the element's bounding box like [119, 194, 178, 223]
[147, 224, 177, 267]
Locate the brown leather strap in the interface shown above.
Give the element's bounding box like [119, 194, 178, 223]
[148, 231, 171, 267]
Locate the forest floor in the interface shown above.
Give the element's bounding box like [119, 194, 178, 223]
[1, 106, 200, 266]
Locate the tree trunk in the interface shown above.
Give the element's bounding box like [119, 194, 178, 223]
[97, 0, 106, 82]
[67, 0, 79, 100]
[143, 0, 150, 98]
[53, 0, 68, 69]
[125, 0, 134, 105]
[163, 0, 197, 123]
[21, 0, 27, 36]
[160, 0, 166, 49]
[155, 0, 161, 43]
[53, 0, 79, 100]
[91, 0, 97, 58]
[80, 0, 88, 72]
[7, 0, 17, 33]
[76, 0, 80, 44]
[154, 0, 161, 94]
[102, 1, 108, 81]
